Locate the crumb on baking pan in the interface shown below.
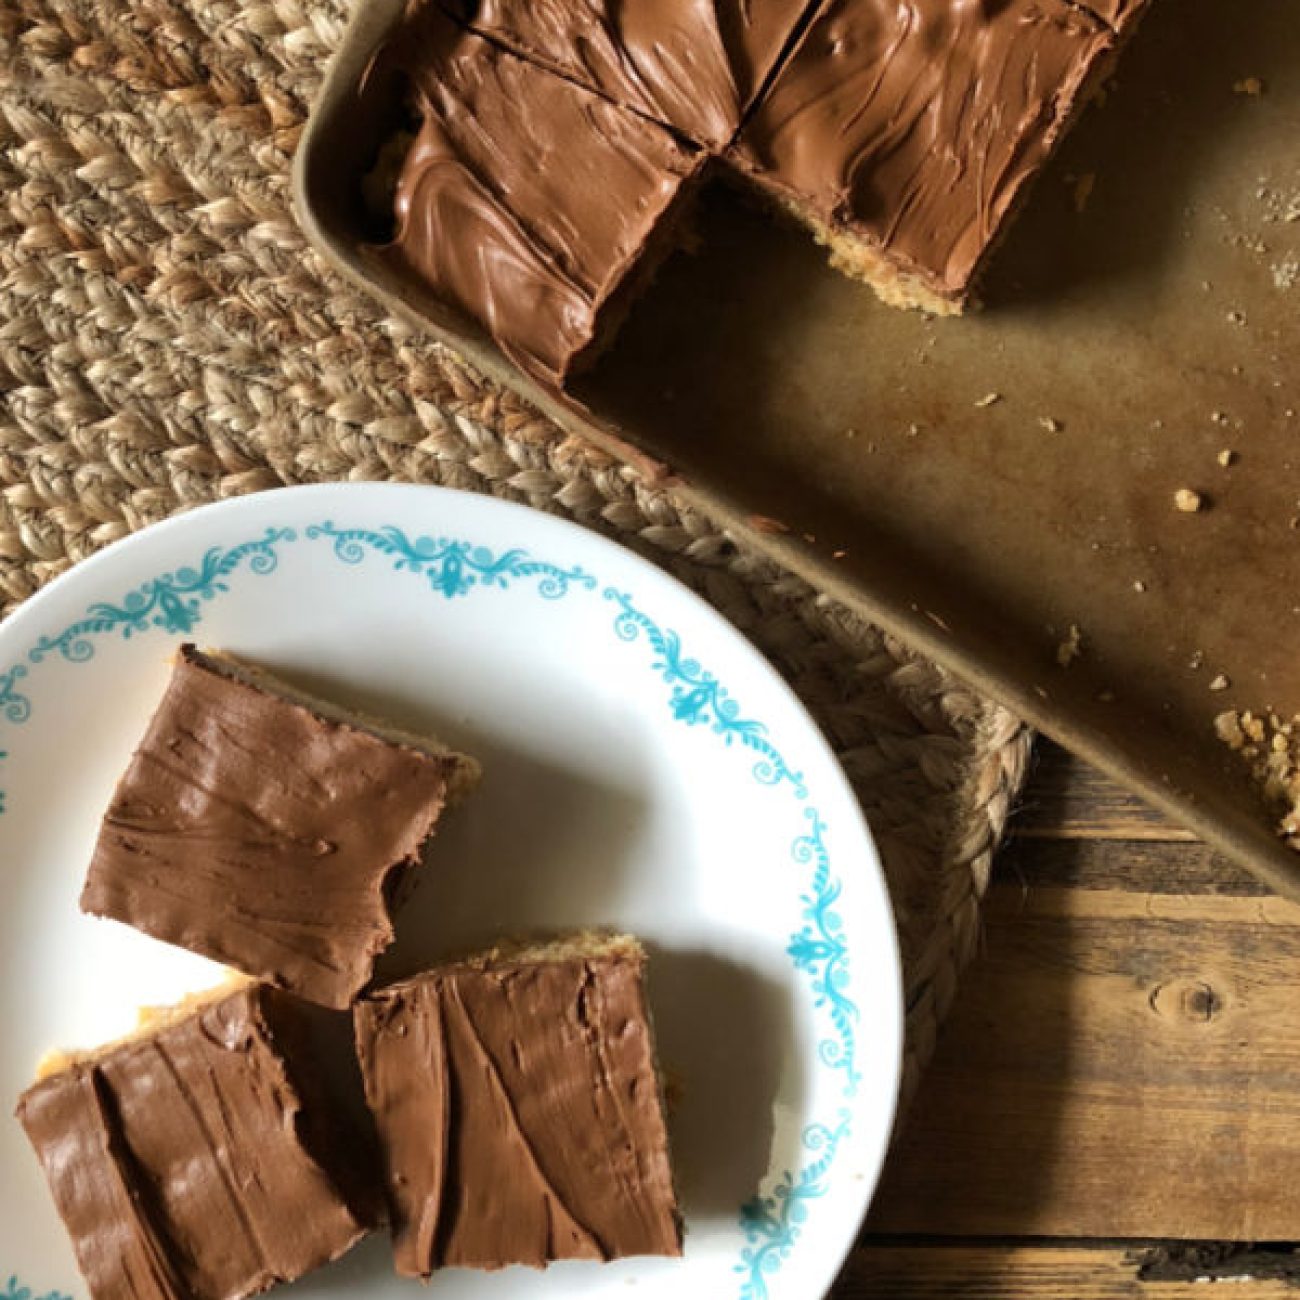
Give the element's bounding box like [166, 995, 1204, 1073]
[1215, 708, 1300, 849]
[1174, 488, 1205, 513]
[1274, 255, 1299, 291]
[1209, 673, 1231, 692]
[1038, 416, 1063, 432]
[1233, 76, 1264, 96]
[974, 391, 1002, 408]
[1069, 172, 1095, 213]
[1056, 623, 1083, 668]
[1248, 183, 1300, 226]
[1218, 449, 1237, 467]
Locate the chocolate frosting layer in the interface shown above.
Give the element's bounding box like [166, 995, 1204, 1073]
[733, 0, 1113, 298]
[445, 0, 820, 148]
[1072, 0, 1148, 32]
[15, 986, 369, 1300]
[355, 951, 682, 1275]
[80, 646, 455, 1009]
[369, 6, 699, 387]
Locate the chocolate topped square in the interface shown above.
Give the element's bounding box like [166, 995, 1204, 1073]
[81, 646, 475, 1009]
[443, 0, 822, 148]
[354, 937, 682, 1276]
[730, 0, 1115, 312]
[15, 984, 371, 1300]
[369, 5, 703, 387]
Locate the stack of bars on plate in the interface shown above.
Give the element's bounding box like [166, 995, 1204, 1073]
[361, 0, 1151, 386]
[14, 646, 683, 1300]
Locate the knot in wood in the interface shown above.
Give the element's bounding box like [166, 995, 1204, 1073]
[1148, 978, 1223, 1024]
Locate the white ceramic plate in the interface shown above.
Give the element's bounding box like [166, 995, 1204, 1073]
[0, 483, 901, 1300]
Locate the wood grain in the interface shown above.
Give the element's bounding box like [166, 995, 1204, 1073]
[867, 857, 1300, 1239]
[1014, 743, 1196, 843]
[999, 836, 1268, 895]
[834, 736, 1300, 1294]
[836, 1244, 1300, 1298]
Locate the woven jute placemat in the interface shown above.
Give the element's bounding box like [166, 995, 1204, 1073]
[0, 0, 1032, 1106]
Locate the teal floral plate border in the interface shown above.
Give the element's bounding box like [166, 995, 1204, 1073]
[0, 487, 900, 1300]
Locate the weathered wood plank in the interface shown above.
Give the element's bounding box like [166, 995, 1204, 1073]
[867, 857, 1300, 1240]
[1000, 836, 1268, 895]
[834, 1243, 1300, 1299]
[1015, 743, 1196, 842]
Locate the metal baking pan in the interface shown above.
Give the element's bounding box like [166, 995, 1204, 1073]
[294, 0, 1300, 897]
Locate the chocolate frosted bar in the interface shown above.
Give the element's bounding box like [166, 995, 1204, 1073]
[729, 0, 1115, 314]
[363, 4, 704, 388]
[81, 645, 478, 1009]
[443, 0, 822, 149]
[354, 936, 682, 1275]
[15, 983, 372, 1300]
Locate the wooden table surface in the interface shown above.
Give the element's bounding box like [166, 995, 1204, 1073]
[834, 740, 1300, 1298]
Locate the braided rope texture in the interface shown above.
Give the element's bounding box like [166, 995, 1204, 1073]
[0, 0, 1032, 1106]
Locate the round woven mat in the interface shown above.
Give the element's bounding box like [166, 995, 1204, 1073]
[0, 0, 1031, 1106]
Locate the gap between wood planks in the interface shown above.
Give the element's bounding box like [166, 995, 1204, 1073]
[1015, 742, 1199, 842]
[838, 1239, 1300, 1298]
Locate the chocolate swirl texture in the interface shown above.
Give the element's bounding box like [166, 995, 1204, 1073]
[1072, 0, 1148, 32]
[80, 646, 458, 1009]
[371, 8, 701, 387]
[444, 0, 822, 148]
[15, 986, 370, 1300]
[354, 949, 682, 1275]
[733, 0, 1114, 303]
